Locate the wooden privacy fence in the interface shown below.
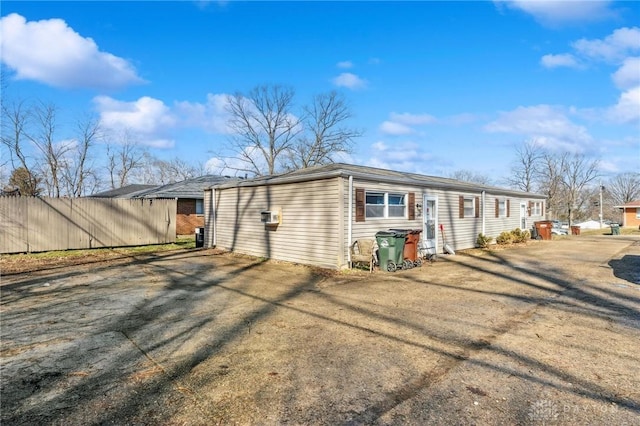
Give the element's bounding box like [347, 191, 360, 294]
[0, 197, 176, 254]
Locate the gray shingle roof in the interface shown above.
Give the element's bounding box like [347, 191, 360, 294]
[88, 184, 157, 198]
[89, 176, 237, 200]
[209, 163, 546, 199]
[131, 175, 236, 199]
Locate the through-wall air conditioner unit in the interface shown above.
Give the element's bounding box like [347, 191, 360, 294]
[260, 207, 281, 225]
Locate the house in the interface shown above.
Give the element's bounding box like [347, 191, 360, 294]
[614, 200, 640, 228]
[203, 163, 546, 270]
[90, 176, 234, 235]
[88, 184, 157, 199]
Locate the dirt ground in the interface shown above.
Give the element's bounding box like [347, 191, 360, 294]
[1, 236, 639, 425]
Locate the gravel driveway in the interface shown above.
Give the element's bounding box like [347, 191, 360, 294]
[1, 236, 639, 425]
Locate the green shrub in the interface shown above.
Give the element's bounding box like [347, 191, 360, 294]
[476, 233, 493, 248]
[510, 228, 530, 243]
[496, 231, 513, 245]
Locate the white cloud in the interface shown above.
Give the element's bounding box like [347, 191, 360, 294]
[94, 96, 176, 147]
[572, 27, 640, 63]
[540, 53, 580, 69]
[379, 112, 437, 136]
[379, 121, 414, 136]
[364, 140, 435, 175]
[368, 57, 381, 65]
[336, 60, 353, 69]
[612, 57, 640, 90]
[605, 86, 640, 124]
[495, 0, 617, 25]
[0, 13, 144, 90]
[175, 93, 234, 134]
[484, 105, 593, 152]
[332, 72, 367, 90]
[390, 112, 437, 126]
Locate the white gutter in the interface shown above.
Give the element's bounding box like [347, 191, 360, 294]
[348, 175, 353, 264]
[481, 190, 486, 236]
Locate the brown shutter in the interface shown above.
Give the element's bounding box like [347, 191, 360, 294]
[355, 188, 365, 222]
[495, 198, 499, 218]
[408, 192, 415, 220]
[475, 197, 480, 218]
[528, 201, 532, 216]
[459, 195, 464, 218]
[507, 199, 510, 217]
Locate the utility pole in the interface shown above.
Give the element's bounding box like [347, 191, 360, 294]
[599, 183, 604, 229]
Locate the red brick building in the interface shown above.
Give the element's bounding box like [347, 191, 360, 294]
[615, 200, 640, 228]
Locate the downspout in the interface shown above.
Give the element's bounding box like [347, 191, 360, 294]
[212, 188, 217, 247]
[481, 190, 486, 236]
[348, 175, 353, 265]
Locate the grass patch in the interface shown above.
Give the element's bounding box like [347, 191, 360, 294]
[577, 227, 640, 236]
[0, 237, 197, 274]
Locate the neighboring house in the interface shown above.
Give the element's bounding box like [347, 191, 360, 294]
[88, 184, 157, 199]
[90, 176, 234, 235]
[203, 163, 546, 270]
[614, 200, 640, 228]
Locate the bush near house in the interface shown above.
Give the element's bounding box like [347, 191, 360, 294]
[496, 231, 514, 245]
[476, 233, 493, 248]
[511, 228, 530, 243]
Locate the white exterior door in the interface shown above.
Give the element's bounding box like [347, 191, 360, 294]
[520, 203, 527, 230]
[423, 196, 438, 255]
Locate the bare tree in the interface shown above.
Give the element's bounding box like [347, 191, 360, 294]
[448, 169, 492, 185]
[224, 85, 302, 176]
[606, 172, 640, 205]
[1, 99, 41, 193]
[27, 102, 70, 197]
[61, 115, 101, 197]
[149, 157, 201, 184]
[507, 140, 542, 192]
[537, 152, 567, 220]
[284, 91, 361, 170]
[560, 153, 600, 226]
[105, 130, 146, 188]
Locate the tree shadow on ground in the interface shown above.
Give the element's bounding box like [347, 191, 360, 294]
[2, 239, 639, 425]
[608, 255, 640, 285]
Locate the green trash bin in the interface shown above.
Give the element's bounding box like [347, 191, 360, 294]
[611, 223, 620, 235]
[375, 230, 407, 272]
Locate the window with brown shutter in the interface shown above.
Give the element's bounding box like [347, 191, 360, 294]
[355, 188, 365, 222]
[475, 197, 480, 218]
[408, 192, 415, 220]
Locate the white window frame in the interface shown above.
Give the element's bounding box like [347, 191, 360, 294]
[196, 199, 204, 215]
[463, 196, 475, 218]
[498, 199, 507, 218]
[365, 191, 407, 219]
[532, 201, 542, 216]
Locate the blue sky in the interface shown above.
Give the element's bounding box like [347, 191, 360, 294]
[1, 0, 639, 184]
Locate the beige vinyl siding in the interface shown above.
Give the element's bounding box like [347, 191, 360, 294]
[484, 196, 522, 239]
[346, 179, 423, 264]
[430, 191, 479, 251]
[211, 177, 343, 269]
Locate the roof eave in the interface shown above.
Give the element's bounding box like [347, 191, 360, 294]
[208, 166, 546, 199]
